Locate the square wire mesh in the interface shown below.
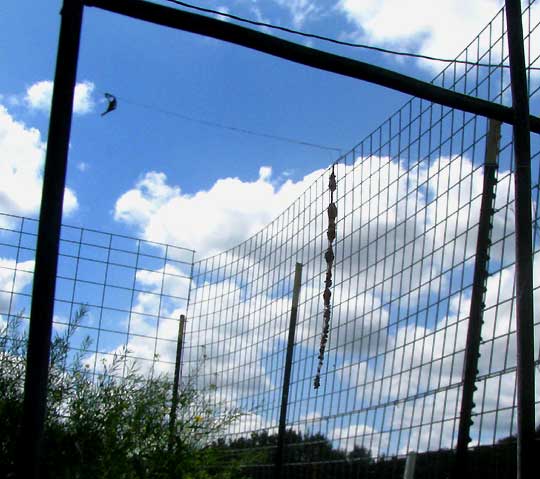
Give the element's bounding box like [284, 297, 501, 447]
[185, 1, 540, 474]
[0, 212, 195, 378]
[1, 1, 540, 477]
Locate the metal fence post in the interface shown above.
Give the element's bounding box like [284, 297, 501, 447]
[16, 1, 84, 478]
[403, 452, 417, 479]
[453, 119, 501, 478]
[275, 262, 303, 479]
[504, 2, 536, 479]
[169, 314, 187, 446]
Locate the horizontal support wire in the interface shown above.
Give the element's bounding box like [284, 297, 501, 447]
[86, 0, 540, 134]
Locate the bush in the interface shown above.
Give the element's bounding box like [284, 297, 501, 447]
[0, 308, 244, 479]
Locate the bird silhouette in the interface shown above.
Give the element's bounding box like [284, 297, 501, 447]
[101, 93, 117, 116]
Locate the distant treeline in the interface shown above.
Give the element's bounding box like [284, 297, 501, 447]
[211, 427, 540, 479]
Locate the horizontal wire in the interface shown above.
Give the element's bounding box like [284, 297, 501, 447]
[164, 0, 540, 71]
[112, 94, 343, 153]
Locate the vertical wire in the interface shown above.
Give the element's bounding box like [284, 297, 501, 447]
[5, 217, 25, 345]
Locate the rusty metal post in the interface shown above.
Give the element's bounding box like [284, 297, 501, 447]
[504, 2, 536, 478]
[275, 262, 303, 479]
[453, 119, 501, 478]
[16, 1, 84, 478]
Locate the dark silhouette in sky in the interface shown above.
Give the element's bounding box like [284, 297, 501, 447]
[101, 93, 117, 116]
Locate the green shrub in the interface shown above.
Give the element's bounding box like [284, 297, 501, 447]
[0, 308, 244, 479]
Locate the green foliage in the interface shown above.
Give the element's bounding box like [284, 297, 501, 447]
[0, 308, 244, 479]
[223, 429, 348, 463]
[214, 429, 373, 479]
[4, 309, 533, 479]
[220, 428, 371, 464]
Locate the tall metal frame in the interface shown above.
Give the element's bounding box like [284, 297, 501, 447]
[504, 2, 535, 478]
[18, 0, 536, 477]
[16, 1, 85, 478]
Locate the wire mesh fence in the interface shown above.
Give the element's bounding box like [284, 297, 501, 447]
[2, 1, 540, 478]
[183, 2, 540, 477]
[0, 212, 194, 379]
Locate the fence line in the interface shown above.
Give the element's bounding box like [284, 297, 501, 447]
[183, 1, 540, 476]
[1, 1, 540, 477]
[0, 211, 195, 378]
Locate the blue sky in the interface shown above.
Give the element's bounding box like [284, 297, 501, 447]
[1, 0, 509, 243]
[3, 0, 539, 457]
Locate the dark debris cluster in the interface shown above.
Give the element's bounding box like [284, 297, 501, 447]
[314, 166, 337, 389]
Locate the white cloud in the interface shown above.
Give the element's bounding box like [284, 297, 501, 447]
[114, 171, 180, 228]
[25, 80, 95, 115]
[114, 166, 323, 257]
[333, 250, 540, 456]
[25, 81, 53, 112]
[0, 104, 78, 221]
[0, 258, 35, 322]
[338, 0, 537, 73]
[113, 153, 515, 367]
[340, 0, 500, 52]
[258, 165, 272, 181]
[275, 0, 320, 28]
[183, 277, 288, 400]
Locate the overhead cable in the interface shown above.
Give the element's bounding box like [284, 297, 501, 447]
[164, 0, 540, 70]
[115, 95, 343, 153]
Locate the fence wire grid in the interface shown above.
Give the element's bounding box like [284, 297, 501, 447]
[0, 212, 194, 378]
[1, 1, 540, 478]
[183, 1, 540, 475]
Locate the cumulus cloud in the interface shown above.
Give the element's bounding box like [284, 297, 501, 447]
[25, 80, 95, 115]
[114, 166, 324, 257]
[339, 0, 540, 75]
[340, 0, 501, 60]
[114, 172, 180, 228]
[0, 104, 78, 222]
